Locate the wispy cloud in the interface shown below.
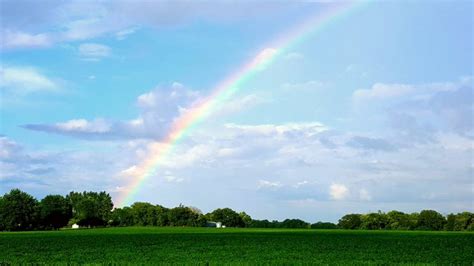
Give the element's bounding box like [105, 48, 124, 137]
[7, 115, 474, 215]
[27, 119, 111, 135]
[353, 83, 414, 101]
[353, 77, 473, 139]
[22, 82, 199, 140]
[0, 1, 299, 50]
[0, 135, 136, 198]
[116, 27, 138, 40]
[0, 66, 59, 94]
[258, 180, 283, 189]
[21, 81, 270, 140]
[78, 43, 111, 61]
[352, 78, 469, 103]
[1, 30, 52, 49]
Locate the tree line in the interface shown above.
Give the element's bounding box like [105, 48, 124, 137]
[0, 189, 473, 231]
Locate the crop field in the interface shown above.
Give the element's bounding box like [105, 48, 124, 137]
[1, 227, 473, 264]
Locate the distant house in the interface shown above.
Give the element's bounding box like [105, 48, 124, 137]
[206, 221, 223, 228]
[72, 224, 80, 229]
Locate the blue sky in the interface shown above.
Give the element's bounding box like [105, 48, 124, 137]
[1, 0, 472, 222]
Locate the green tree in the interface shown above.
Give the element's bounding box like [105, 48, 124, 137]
[168, 205, 200, 226]
[417, 210, 445, 230]
[110, 207, 134, 226]
[67, 191, 113, 227]
[453, 212, 474, 231]
[155, 205, 169, 226]
[311, 222, 338, 229]
[239, 212, 252, 227]
[188, 206, 202, 215]
[248, 219, 273, 228]
[0, 196, 3, 230]
[407, 212, 420, 230]
[209, 208, 244, 227]
[467, 221, 474, 231]
[39, 195, 72, 229]
[445, 213, 456, 231]
[386, 210, 411, 230]
[338, 214, 362, 229]
[279, 219, 309, 228]
[76, 197, 102, 226]
[131, 202, 158, 226]
[0, 189, 38, 231]
[189, 206, 207, 227]
[360, 211, 388, 230]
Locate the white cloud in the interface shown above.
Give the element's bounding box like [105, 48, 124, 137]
[78, 43, 111, 60]
[120, 165, 138, 176]
[352, 78, 473, 139]
[0, 136, 21, 160]
[137, 82, 196, 108]
[56, 119, 111, 133]
[6, 117, 474, 219]
[23, 81, 272, 141]
[136, 92, 157, 107]
[15, 76, 474, 217]
[1, 30, 52, 49]
[63, 18, 109, 41]
[23, 118, 115, 139]
[0, 66, 59, 93]
[1, 1, 300, 49]
[164, 175, 184, 183]
[225, 122, 327, 137]
[0, 135, 134, 198]
[330, 183, 348, 200]
[353, 83, 414, 102]
[22, 99, 473, 212]
[293, 180, 309, 188]
[23, 82, 200, 140]
[352, 78, 468, 103]
[437, 133, 474, 151]
[258, 180, 283, 189]
[160, 144, 216, 169]
[116, 27, 138, 40]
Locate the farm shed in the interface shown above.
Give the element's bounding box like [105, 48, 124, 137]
[206, 221, 223, 228]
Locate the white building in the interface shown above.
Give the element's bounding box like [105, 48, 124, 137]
[206, 221, 223, 228]
[72, 223, 80, 229]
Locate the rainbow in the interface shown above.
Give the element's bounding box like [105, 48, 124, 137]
[117, 0, 368, 207]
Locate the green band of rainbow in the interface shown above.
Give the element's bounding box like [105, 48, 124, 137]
[117, 0, 368, 207]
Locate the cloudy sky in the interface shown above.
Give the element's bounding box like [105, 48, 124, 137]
[1, 0, 472, 222]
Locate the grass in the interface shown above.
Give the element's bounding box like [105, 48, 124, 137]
[1, 227, 473, 264]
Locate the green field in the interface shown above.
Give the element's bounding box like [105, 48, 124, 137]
[1, 227, 473, 264]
